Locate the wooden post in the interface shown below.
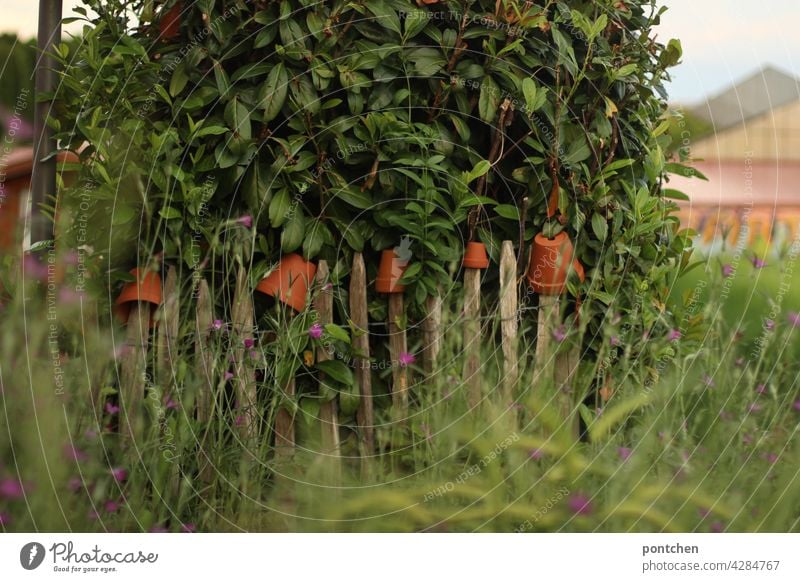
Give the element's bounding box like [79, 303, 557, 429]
[421, 292, 442, 377]
[350, 253, 374, 458]
[387, 293, 408, 418]
[273, 378, 296, 459]
[555, 345, 581, 440]
[231, 264, 258, 439]
[194, 278, 214, 423]
[534, 295, 559, 380]
[463, 268, 481, 408]
[157, 266, 179, 399]
[119, 302, 150, 444]
[499, 241, 518, 401]
[315, 261, 341, 469]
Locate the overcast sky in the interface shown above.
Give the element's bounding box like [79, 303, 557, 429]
[2, 1, 798, 105]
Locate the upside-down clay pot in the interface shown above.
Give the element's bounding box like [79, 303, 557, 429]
[159, 1, 182, 40]
[527, 231, 585, 295]
[463, 241, 490, 269]
[375, 249, 408, 294]
[256, 253, 317, 312]
[114, 268, 163, 327]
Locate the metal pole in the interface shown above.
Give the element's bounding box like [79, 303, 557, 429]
[30, 0, 62, 246]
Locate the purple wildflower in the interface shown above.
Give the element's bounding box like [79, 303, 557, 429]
[149, 525, 169, 533]
[236, 215, 253, 228]
[568, 493, 593, 516]
[794, 400, 800, 412]
[308, 323, 323, 339]
[721, 264, 734, 278]
[617, 447, 633, 461]
[765, 319, 775, 331]
[164, 398, 179, 410]
[610, 335, 621, 347]
[63, 444, 88, 462]
[211, 319, 224, 331]
[788, 312, 800, 327]
[67, 477, 83, 493]
[22, 254, 49, 281]
[529, 448, 544, 460]
[181, 523, 196, 533]
[751, 256, 767, 269]
[223, 371, 234, 382]
[398, 352, 416, 367]
[58, 287, 84, 305]
[243, 338, 255, 349]
[763, 452, 779, 464]
[747, 403, 762, 414]
[552, 325, 567, 342]
[755, 384, 767, 395]
[0, 511, 9, 526]
[698, 507, 711, 519]
[111, 468, 128, 483]
[105, 402, 120, 415]
[0, 478, 24, 499]
[104, 500, 120, 513]
[710, 521, 725, 533]
[667, 329, 681, 342]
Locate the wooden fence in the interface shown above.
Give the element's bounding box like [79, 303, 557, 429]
[116, 240, 580, 471]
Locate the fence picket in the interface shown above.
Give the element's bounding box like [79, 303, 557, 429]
[119, 302, 150, 444]
[231, 265, 258, 439]
[463, 267, 481, 408]
[388, 293, 408, 419]
[315, 261, 341, 473]
[350, 253, 374, 459]
[499, 241, 518, 400]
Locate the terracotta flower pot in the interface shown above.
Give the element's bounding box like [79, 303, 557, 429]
[114, 268, 163, 326]
[375, 249, 408, 294]
[256, 253, 317, 311]
[527, 231, 585, 295]
[463, 241, 490, 269]
[159, 1, 182, 40]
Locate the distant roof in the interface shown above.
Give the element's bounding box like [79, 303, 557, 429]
[689, 66, 800, 132]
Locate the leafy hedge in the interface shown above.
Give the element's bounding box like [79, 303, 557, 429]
[54, 0, 692, 377]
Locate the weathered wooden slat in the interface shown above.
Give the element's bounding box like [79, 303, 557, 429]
[534, 295, 559, 379]
[314, 260, 340, 469]
[119, 302, 150, 444]
[555, 346, 581, 440]
[421, 291, 442, 377]
[231, 264, 258, 439]
[350, 253, 374, 458]
[194, 278, 214, 423]
[273, 377, 295, 458]
[157, 266, 179, 399]
[499, 241, 519, 401]
[387, 293, 408, 418]
[463, 268, 481, 408]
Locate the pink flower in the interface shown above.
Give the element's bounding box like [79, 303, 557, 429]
[22, 254, 49, 281]
[751, 256, 767, 269]
[703, 374, 715, 388]
[223, 371, 234, 381]
[667, 329, 681, 342]
[149, 525, 169, 533]
[747, 403, 762, 413]
[111, 467, 127, 482]
[552, 325, 567, 342]
[104, 499, 120, 513]
[763, 452, 779, 464]
[211, 319, 224, 331]
[67, 477, 83, 493]
[721, 264, 734, 278]
[698, 507, 711, 519]
[568, 493, 593, 515]
[617, 447, 632, 461]
[181, 523, 196, 533]
[59, 287, 84, 305]
[788, 312, 800, 327]
[235, 415, 246, 427]
[755, 384, 767, 395]
[398, 352, 416, 367]
[0, 511, 10, 526]
[794, 400, 800, 412]
[308, 323, 323, 339]
[164, 397, 179, 410]
[236, 215, 253, 228]
[243, 338, 255, 349]
[710, 521, 725, 533]
[529, 448, 544, 460]
[765, 319, 775, 330]
[610, 335, 621, 347]
[63, 444, 88, 462]
[105, 402, 120, 415]
[0, 478, 24, 499]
